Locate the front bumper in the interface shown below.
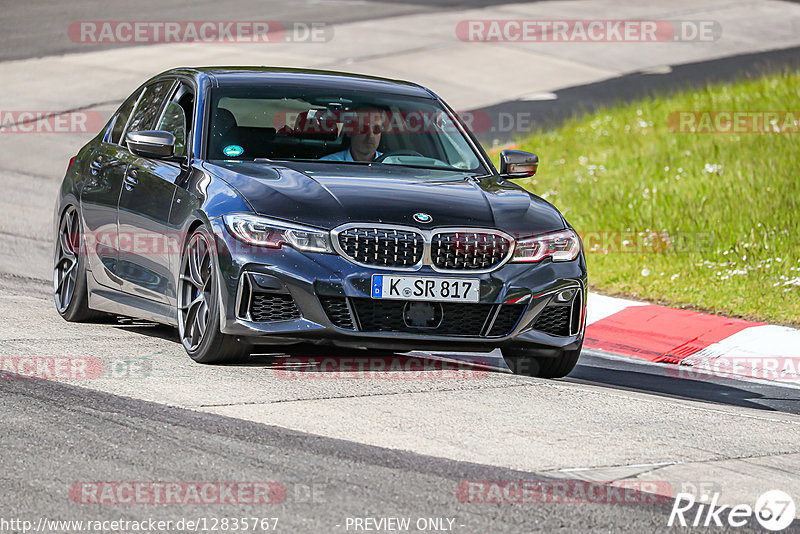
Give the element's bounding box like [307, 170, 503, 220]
[210, 218, 587, 355]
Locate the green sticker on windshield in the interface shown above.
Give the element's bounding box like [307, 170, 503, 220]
[223, 145, 244, 157]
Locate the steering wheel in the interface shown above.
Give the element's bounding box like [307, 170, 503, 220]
[374, 150, 423, 163]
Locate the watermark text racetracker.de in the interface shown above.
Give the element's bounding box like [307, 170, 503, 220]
[0, 111, 106, 134]
[70, 481, 286, 505]
[668, 111, 800, 134]
[68, 21, 332, 44]
[457, 480, 673, 504]
[580, 230, 713, 255]
[272, 356, 490, 380]
[457, 19, 721, 42]
[65, 229, 715, 260]
[670, 356, 800, 382]
[0, 356, 151, 380]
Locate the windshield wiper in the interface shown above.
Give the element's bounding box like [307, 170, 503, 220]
[269, 158, 471, 173]
[272, 158, 374, 166]
[373, 162, 471, 173]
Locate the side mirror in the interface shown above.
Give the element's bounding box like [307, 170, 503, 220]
[500, 149, 538, 177]
[126, 130, 175, 159]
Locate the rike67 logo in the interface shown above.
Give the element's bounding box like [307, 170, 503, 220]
[669, 490, 795, 531]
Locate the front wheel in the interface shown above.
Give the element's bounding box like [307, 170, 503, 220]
[502, 342, 582, 378]
[178, 226, 250, 364]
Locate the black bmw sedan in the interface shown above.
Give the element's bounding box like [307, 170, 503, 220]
[54, 67, 586, 378]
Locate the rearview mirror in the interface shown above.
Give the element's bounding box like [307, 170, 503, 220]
[499, 149, 538, 177]
[126, 130, 175, 159]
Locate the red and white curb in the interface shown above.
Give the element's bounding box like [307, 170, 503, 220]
[585, 294, 800, 383]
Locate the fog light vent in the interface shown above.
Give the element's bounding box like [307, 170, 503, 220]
[555, 289, 576, 303]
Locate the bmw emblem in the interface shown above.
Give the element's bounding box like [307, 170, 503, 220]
[414, 212, 433, 224]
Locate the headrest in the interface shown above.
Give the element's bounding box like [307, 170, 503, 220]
[214, 108, 237, 135]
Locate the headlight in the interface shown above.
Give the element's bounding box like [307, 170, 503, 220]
[222, 213, 333, 253]
[511, 229, 581, 263]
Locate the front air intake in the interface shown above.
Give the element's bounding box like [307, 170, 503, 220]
[236, 273, 301, 323]
[531, 287, 583, 337]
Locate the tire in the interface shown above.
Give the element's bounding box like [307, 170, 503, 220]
[502, 342, 582, 378]
[178, 226, 250, 364]
[54, 205, 109, 322]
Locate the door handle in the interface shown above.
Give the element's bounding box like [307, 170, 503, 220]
[124, 169, 138, 190]
[89, 156, 103, 175]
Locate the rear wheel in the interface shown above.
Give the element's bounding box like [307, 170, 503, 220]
[502, 342, 582, 378]
[178, 226, 250, 364]
[54, 205, 107, 322]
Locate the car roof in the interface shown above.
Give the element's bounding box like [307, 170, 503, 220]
[160, 67, 437, 99]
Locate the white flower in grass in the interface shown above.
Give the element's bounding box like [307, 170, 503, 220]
[641, 268, 651, 277]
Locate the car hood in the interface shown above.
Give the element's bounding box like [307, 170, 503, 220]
[203, 161, 566, 233]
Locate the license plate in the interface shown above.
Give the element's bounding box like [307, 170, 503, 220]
[371, 275, 479, 303]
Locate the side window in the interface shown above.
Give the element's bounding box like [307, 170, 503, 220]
[158, 103, 187, 157]
[156, 82, 195, 159]
[109, 89, 142, 145]
[125, 80, 173, 139]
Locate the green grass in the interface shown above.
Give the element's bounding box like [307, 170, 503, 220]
[492, 70, 800, 325]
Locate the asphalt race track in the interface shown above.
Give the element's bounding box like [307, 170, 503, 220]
[0, 0, 529, 61]
[1, 1, 800, 532]
[3, 252, 800, 532]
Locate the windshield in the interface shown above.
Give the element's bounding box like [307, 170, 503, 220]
[206, 86, 487, 173]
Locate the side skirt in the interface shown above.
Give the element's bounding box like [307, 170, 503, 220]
[87, 271, 177, 326]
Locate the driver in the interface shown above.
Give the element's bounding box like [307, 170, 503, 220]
[321, 110, 384, 162]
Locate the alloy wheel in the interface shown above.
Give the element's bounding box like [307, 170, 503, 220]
[178, 232, 213, 351]
[54, 206, 80, 313]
